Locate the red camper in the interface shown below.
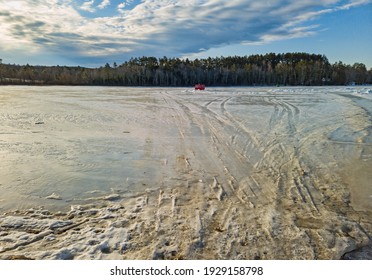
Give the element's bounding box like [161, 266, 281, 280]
[195, 84, 205, 90]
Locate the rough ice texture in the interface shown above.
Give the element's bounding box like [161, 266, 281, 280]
[0, 86, 371, 259]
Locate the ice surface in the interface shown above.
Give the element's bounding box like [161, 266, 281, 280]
[0, 86, 371, 259]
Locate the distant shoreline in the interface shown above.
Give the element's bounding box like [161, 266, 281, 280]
[1, 84, 372, 88]
[1, 53, 371, 87]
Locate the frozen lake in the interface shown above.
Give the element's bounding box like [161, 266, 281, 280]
[0, 85, 372, 259]
[0, 86, 371, 212]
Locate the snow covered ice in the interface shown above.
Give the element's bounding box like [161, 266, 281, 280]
[0, 86, 371, 259]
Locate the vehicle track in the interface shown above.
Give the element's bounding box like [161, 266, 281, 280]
[0, 87, 371, 260]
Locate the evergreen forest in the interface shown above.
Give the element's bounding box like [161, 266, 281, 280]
[0, 53, 371, 86]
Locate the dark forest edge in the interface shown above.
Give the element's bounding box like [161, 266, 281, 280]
[0, 53, 371, 86]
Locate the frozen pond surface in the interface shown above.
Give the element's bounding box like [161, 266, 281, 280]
[1, 86, 371, 211]
[0, 86, 371, 260]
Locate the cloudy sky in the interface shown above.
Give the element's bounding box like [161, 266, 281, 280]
[0, 0, 371, 67]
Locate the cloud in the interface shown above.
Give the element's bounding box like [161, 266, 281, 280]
[98, 0, 110, 9]
[0, 0, 371, 66]
[118, 0, 133, 8]
[80, 0, 96, 13]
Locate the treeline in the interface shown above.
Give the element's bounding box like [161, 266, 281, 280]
[0, 53, 371, 86]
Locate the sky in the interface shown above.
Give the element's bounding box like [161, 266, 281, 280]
[0, 0, 371, 68]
